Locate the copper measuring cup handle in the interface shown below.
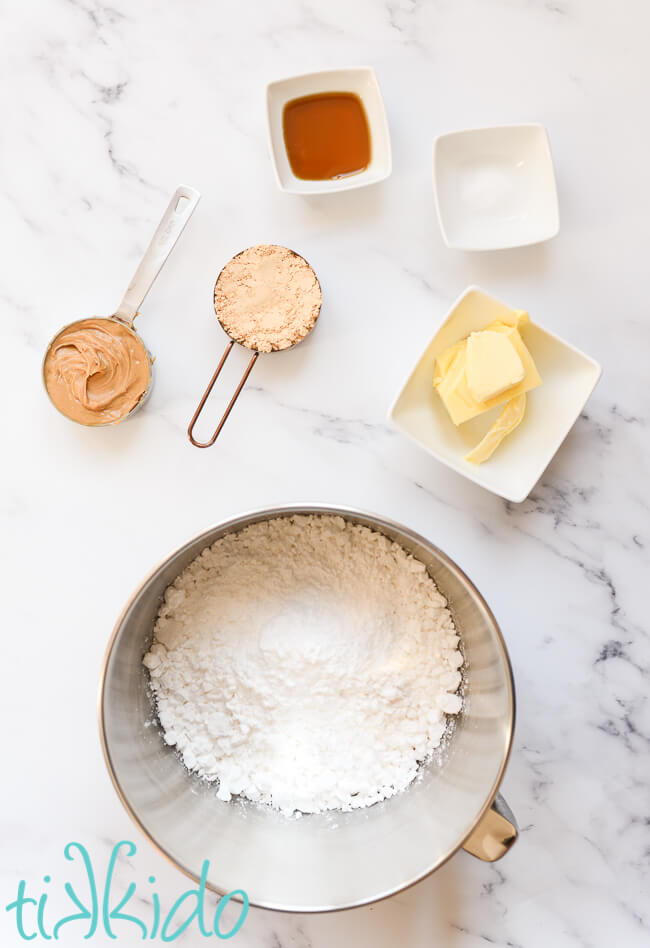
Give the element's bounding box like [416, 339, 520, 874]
[187, 342, 259, 448]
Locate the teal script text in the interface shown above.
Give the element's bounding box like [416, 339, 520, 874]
[5, 840, 248, 941]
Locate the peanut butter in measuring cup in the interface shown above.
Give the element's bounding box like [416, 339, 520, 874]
[42, 185, 200, 427]
[43, 317, 152, 426]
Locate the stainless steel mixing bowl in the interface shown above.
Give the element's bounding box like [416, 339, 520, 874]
[98, 505, 517, 912]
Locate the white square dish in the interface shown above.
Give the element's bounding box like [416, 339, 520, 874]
[266, 67, 392, 194]
[433, 124, 560, 250]
[388, 287, 601, 503]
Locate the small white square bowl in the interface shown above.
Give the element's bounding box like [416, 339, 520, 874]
[388, 287, 601, 503]
[266, 67, 392, 194]
[433, 124, 560, 250]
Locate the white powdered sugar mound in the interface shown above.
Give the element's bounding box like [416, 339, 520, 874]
[143, 515, 463, 816]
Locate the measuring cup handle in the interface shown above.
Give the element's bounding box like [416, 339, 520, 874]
[114, 185, 201, 327]
[187, 342, 259, 448]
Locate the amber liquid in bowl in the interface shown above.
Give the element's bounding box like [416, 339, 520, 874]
[282, 92, 371, 181]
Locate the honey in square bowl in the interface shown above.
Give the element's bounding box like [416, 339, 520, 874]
[282, 92, 371, 180]
[266, 67, 391, 194]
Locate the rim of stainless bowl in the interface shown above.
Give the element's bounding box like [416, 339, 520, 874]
[42, 316, 154, 427]
[97, 503, 516, 913]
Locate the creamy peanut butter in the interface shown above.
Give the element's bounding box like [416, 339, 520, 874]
[43, 317, 151, 426]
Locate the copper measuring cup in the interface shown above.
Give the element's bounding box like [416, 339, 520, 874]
[188, 245, 322, 448]
[43, 185, 200, 426]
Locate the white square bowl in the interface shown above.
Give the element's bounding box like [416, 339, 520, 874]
[388, 287, 601, 503]
[433, 124, 560, 250]
[266, 67, 392, 194]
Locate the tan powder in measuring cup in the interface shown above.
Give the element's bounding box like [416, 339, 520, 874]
[215, 244, 321, 352]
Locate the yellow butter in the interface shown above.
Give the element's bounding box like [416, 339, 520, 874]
[433, 312, 541, 426]
[465, 394, 527, 464]
[465, 331, 525, 402]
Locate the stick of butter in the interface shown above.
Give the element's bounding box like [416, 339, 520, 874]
[465, 394, 527, 464]
[433, 312, 541, 426]
[465, 331, 525, 402]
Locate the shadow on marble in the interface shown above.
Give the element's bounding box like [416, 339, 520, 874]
[458, 242, 553, 286]
[239, 856, 471, 947]
[301, 179, 390, 229]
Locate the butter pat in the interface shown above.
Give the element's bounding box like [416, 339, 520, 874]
[465, 331, 525, 402]
[465, 394, 527, 464]
[433, 313, 541, 426]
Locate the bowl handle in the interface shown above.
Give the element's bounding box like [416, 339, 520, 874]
[462, 793, 518, 861]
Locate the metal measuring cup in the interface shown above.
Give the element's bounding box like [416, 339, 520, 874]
[43, 185, 200, 426]
[187, 245, 322, 448]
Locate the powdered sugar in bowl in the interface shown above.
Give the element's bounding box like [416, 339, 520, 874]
[143, 514, 463, 817]
[99, 506, 517, 912]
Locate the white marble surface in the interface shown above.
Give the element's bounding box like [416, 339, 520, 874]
[2, 0, 649, 944]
